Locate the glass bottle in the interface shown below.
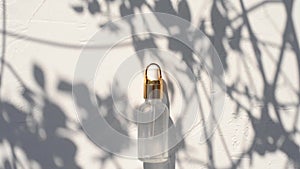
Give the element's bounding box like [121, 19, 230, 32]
[138, 63, 169, 163]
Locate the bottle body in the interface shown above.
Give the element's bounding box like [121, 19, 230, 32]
[138, 99, 169, 163]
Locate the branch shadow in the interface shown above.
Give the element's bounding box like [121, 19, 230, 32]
[1, 0, 299, 169]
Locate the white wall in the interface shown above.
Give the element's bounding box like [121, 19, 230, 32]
[1, 0, 299, 168]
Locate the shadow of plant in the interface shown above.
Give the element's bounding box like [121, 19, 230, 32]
[1, 0, 299, 169]
[69, 0, 300, 168]
[1, 64, 81, 169]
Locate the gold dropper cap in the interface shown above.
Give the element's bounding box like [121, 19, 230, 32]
[144, 63, 163, 99]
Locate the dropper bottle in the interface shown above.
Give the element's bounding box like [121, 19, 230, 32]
[138, 63, 169, 163]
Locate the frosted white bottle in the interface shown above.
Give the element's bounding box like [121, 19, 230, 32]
[138, 63, 169, 163]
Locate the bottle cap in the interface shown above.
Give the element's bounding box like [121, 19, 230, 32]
[144, 63, 163, 99]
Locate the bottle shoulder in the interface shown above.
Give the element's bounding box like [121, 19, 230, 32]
[139, 100, 168, 112]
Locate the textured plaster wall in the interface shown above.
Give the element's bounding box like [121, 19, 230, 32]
[0, 0, 300, 169]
